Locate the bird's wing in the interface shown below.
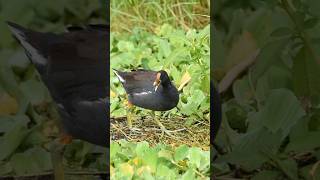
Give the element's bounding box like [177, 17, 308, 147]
[114, 70, 157, 93]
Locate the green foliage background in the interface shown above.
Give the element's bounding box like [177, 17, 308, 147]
[110, 0, 211, 179]
[110, 24, 210, 122]
[213, 0, 320, 179]
[0, 0, 107, 178]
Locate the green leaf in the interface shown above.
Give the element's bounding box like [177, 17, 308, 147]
[158, 149, 172, 161]
[181, 169, 195, 180]
[270, 27, 293, 37]
[143, 148, 158, 173]
[233, 76, 253, 105]
[304, 18, 318, 29]
[287, 131, 320, 151]
[156, 164, 175, 178]
[188, 147, 202, 168]
[307, 0, 320, 17]
[252, 38, 290, 82]
[136, 141, 149, 157]
[292, 46, 320, 98]
[174, 145, 189, 161]
[110, 142, 121, 160]
[19, 79, 49, 105]
[8, 51, 30, 75]
[249, 89, 305, 138]
[117, 41, 135, 52]
[0, 162, 13, 176]
[252, 170, 280, 180]
[276, 158, 299, 180]
[220, 128, 282, 171]
[0, 115, 30, 161]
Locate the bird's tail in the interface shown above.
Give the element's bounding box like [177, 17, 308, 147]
[7, 21, 49, 72]
[112, 69, 126, 83]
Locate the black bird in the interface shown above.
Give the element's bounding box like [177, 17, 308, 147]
[7, 22, 109, 179]
[7, 22, 109, 147]
[113, 69, 179, 135]
[211, 82, 221, 143]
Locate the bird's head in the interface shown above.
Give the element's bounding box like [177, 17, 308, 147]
[153, 70, 170, 92]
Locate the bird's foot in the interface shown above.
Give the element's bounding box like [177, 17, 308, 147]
[154, 120, 174, 138]
[159, 126, 174, 138]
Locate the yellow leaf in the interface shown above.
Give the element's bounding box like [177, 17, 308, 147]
[132, 157, 140, 166]
[119, 163, 134, 177]
[225, 31, 258, 71]
[110, 166, 115, 176]
[137, 166, 152, 176]
[178, 71, 191, 91]
[0, 92, 18, 115]
[110, 90, 116, 98]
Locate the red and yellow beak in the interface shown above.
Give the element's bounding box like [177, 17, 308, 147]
[153, 72, 161, 92]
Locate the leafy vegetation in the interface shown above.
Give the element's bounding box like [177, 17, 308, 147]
[0, 0, 107, 178]
[110, 23, 210, 123]
[110, 0, 210, 179]
[110, 140, 209, 179]
[213, 0, 320, 179]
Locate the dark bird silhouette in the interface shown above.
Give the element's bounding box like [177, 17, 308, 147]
[113, 69, 179, 135]
[7, 21, 109, 179]
[7, 22, 109, 147]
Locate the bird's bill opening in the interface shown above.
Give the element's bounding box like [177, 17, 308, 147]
[153, 72, 161, 92]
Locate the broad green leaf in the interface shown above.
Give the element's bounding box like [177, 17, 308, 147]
[276, 158, 299, 180]
[174, 145, 189, 161]
[143, 149, 158, 173]
[270, 27, 293, 37]
[219, 128, 282, 171]
[0, 115, 30, 161]
[181, 169, 195, 180]
[19, 79, 49, 105]
[292, 46, 320, 98]
[251, 170, 280, 180]
[0, 162, 13, 176]
[248, 89, 305, 138]
[252, 38, 290, 83]
[187, 147, 202, 168]
[287, 131, 320, 152]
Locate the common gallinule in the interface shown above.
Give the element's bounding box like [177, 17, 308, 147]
[7, 22, 109, 178]
[211, 82, 221, 143]
[113, 69, 179, 135]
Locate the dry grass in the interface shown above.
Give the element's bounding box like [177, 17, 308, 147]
[111, 116, 210, 151]
[110, 0, 210, 32]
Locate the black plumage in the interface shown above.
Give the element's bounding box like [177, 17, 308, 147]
[113, 69, 179, 111]
[7, 22, 109, 147]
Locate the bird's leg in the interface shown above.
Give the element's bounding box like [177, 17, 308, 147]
[50, 134, 72, 180]
[126, 100, 134, 128]
[50, 140, 65, 180]
[126, 100, 140, 132]
[151, 111, 173, 137]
